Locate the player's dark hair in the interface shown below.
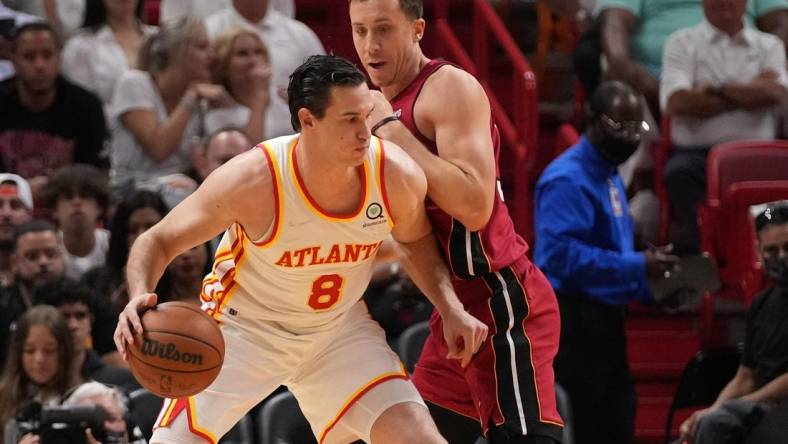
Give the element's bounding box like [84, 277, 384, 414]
[12, 21, 62, 50]
[288, 54, 367, 131]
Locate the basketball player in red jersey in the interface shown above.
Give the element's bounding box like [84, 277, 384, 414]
[350, 1, 563, 443]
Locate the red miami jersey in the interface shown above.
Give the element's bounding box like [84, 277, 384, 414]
[389, 59, 528, 280]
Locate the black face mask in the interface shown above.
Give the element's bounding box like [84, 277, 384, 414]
[764, 256, 788, 287]
[596, 138, 640, 166]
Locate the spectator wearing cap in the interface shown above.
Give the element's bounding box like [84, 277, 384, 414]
[0, 173, 33, 286]
[0, 22, 108, 196]
[0, 219, 64, 363]
[43, 164, 110, 281]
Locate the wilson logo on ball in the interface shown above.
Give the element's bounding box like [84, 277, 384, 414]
[142, 338, 204, 366]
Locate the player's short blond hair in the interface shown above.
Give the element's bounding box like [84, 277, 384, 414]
[349, 0, 423, 19]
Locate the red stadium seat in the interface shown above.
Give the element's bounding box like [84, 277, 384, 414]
[700, 140, 788, 305]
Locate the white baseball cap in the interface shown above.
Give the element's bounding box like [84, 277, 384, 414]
[0, 173, 34, 210]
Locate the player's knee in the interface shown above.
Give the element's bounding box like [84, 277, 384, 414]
[371, 401, 446, 444]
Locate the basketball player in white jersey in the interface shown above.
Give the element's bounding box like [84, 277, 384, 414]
[113, 55, 488, 444]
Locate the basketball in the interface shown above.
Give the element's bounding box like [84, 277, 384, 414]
[127, 301, 225, 398]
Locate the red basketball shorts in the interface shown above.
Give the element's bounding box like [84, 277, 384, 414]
[412, 255, 564, 441]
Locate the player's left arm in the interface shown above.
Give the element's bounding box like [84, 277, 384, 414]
[371, 68, 496, 231]
[383, 140, 488, 367]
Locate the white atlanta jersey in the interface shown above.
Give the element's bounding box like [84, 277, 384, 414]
[200, 134, 395, 334]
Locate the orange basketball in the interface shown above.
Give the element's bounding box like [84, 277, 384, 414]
[127, 301, 225, 398]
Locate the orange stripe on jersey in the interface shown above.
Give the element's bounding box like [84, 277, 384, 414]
[203, 226, 247, 320]
[247, 143, 283, 247]
[212, 230, 247, 319]
[318, 366, 409, 444]
[290, 138, 369, 221]
[375, 137, 395, 228]
[156, 397, 216, 443]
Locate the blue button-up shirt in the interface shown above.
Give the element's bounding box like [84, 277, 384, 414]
[534, 136, 653, 306]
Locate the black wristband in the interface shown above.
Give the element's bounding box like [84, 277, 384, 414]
[371, 115, 399, 136]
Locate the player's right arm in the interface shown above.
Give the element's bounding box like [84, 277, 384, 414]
[114, 147, 275, 358]
[383, 141, 488, 368]
[369, 67, 496, 231]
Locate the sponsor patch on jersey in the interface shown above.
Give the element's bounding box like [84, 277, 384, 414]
[363, 202, 388, 228]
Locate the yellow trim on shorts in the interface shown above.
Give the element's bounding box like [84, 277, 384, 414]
[318, 364, 409, 444]
[185, 396, 217, 444]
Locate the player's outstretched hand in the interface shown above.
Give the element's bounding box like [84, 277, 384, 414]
[442, 308, 489, 368]
[114, 293, 158, 360]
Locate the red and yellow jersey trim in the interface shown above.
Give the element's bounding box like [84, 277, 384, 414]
[156, 397, 217, 444]
[318, 364, 408, 444]
[246, 142, 283, 247]
[290, 138, 369, 221]
[375, 138, 395, 229]
[201, 225, 247, 321]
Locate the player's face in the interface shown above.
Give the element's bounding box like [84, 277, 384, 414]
[309, 84, 374, 165]
[22, 325, 59, 386]
[0, 190, 31, 244]
[58, 302, 92, 352]
[350, 0, 424, 88]
[13, 231, 64, 288]
[12, 30, 60, 95]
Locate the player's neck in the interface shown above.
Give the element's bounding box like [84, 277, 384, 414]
[381, 52, 430, 100]
[297, 138, 360, 185]
[295, 137, 364, 215]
